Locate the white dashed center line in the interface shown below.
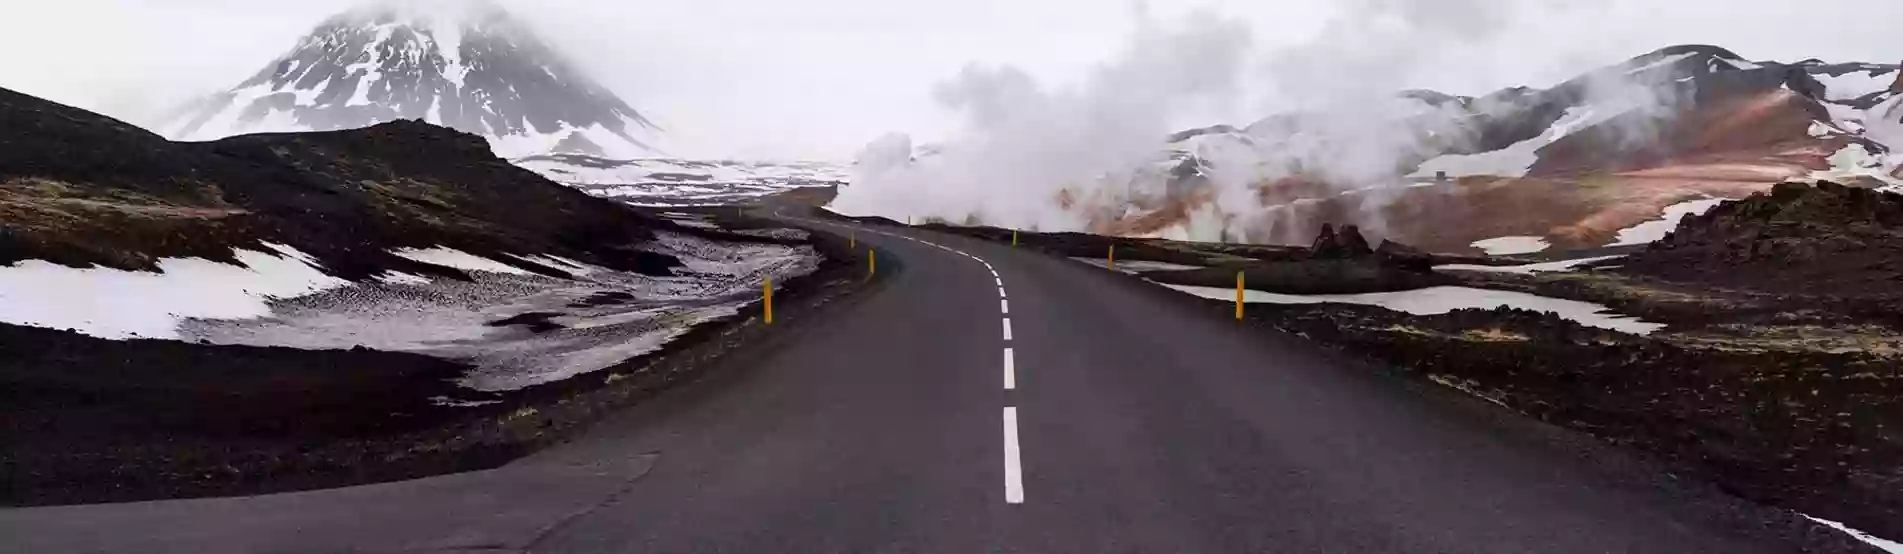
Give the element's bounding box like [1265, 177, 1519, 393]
[1001, 299, 1010, 314]
[1004, 347, 1016, 390]
[1003, 407, 1025, 504]
[1002, 318, 1014, 341]
[999, 287, 1008, 299]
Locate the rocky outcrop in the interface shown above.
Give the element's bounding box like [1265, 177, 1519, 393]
[1374, 239, 1432, 271]
[1148, 224, 1448, 294]
[1309, 223, 1374, 259]
[1622, 180, 1903, 295]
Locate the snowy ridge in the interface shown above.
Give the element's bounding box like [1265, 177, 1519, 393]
[517, 154, 849, 206]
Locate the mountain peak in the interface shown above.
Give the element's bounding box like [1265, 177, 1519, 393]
[166, 1, 658, 158]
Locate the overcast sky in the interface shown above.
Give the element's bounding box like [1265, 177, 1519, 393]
[2, 0, 1897, 160]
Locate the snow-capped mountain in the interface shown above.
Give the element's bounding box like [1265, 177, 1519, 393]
[1166, 46, 1899, 188]
[517, 154, 849, 206]
[166, 0, 656, 158]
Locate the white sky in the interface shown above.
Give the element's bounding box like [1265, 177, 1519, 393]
[1, 0, 1897, 160]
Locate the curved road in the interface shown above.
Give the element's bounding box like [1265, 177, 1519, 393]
[0, 216, 1828, 553]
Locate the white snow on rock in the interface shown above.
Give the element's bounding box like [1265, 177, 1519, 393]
[1810, 143, 1903, 189]
[1163, 284, 1664, 335]
[1606, 198, 1726, 246]
[1805, 515, 1903, 554]
[1410, 106, 1606, 179]
[1433, 255, 1627, 275]
[392, 247, 534, 275]
[1814, 70, 1898, 102]
[1819, 92, 1903, 181]
[1470, 236, 1551, 255]
[0, 244, 347, 340]
[373, 271, 433, 285]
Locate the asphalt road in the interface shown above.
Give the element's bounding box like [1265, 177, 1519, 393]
[0, 216, 1844, 553]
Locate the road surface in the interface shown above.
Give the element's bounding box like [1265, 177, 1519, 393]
[0, 216, 1831, 553]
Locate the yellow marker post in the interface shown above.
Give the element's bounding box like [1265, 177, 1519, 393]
[1235, 270, 1245, 321]
[868, 249, 877, 281]
[1012, 230, 1018, 247]
[849, 230, 856, 249]
[1108, 244, 1116, 271]
[764, 276, 774, 325]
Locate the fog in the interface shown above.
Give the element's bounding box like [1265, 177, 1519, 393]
[831, 0, 1775, 239]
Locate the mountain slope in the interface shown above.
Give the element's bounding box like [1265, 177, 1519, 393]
[166, 0, 656, 158]
[846, 45, 1903, 255]
[4, 85, 667, 278]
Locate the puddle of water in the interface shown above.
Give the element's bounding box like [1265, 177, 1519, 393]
[1163, 284, 1663, 335]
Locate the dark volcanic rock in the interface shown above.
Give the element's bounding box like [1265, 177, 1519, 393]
[1248, 302, 1903, 542]
[1622, 180, 1903, 296]
[1375, 239, 1433, 271]
[1309, 223, 1374, 259]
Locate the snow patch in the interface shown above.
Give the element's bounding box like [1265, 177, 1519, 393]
[1470, 236, 1551, 255]
[1814, 70, 1897, 102]
[392, 247, 534, 275]
[1811, 143, 1903, 189]
[0, 245, 348, 340]
[1410, 106, 1605, 178]
[1607, 198, 1726, 247]
[374, 271, 433, 285]
[1164, 284, 1663, 335]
